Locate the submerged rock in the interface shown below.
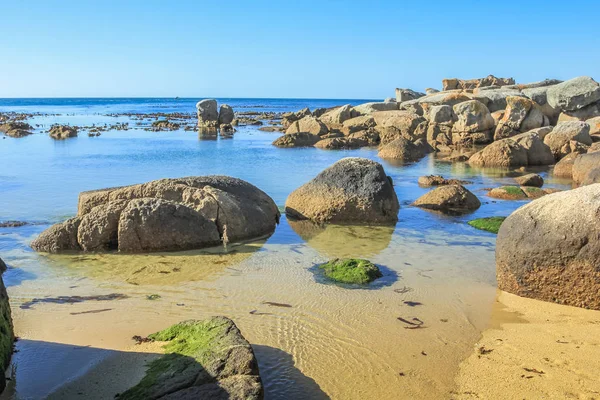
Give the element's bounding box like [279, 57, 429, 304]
[496, 184, 600, 310]
[285, 158, 399, 224]
[468, 216, 506, 234]
[488, 185, 548, 200]
[413, 185, 480, 212]
[31, 176, 279, 253]
[49, 125, 78, 139]
[318, 258, 382, 284]
[119, 317, 263, 400]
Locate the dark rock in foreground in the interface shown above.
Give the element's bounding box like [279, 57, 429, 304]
[31, 176, 279, 253]
[119, 317, 263, 400]
[285, 158, 399, 224]
[496, 184, 600, 310]
[0, 268, 14, 394]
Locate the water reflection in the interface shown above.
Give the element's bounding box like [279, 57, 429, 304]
[287, 220, 395, 259]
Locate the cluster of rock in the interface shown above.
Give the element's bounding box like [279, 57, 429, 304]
[272, 76, 600, 173]
[31, 176, 280, 254]
[0, 121, 33, 138]
[196, 99, 236, 133]
[49, 125, 78, 139]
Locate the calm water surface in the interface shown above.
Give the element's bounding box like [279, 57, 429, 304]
[0, 98, 571, 399]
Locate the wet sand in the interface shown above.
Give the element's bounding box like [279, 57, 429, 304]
[455, 291, 600, 399]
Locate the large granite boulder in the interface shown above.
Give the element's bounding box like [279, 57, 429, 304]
[547, 76, 600, 112]
[496, 184, 600, 310]
[0, 121, 33, 138]
[281, 107, 311, 128]
[119, 317, 263, 400]
[0, 272, 13, 394]
[468, 138, 528, 167]
[314, 137, 360, 150]
[572, 152, 600, 185]
[543, 121, 592, 160]
[442, 75, 515, 91]
[395, 88, 425, 103]
[511, 129, 555, 165]
[31, 176, 280, 253]
[426, 105, 454, 149]
[494, 96, 548, 140]
[218, 104, 234, 125]
[354, 102, 397, 115]
[319, 104, 358, 126]
[413, 185, 480, 212]
[285, 158, 399, 224]
[522, 85, 561, 122]
[272, 132, 321, 147]
[378, 138, 426, 162]
[285, 116, 328, 136]
[49, 125, 78, 139]
[474, 89, 526, 113]
[341, 115, 376, 135]
[197, 99, 219, 128]
[451, 100, 495, 145]
[347, 128, 380, 147]
[372, 111, 427, 144]
[553, 152, 580, 179]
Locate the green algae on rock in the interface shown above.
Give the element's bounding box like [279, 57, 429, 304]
[119, 317, 263, 400]
[318, 258, 383, 284]
[467, 216, 507, 234]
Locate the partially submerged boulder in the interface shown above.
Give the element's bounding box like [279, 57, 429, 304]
[413, 185, 480, 212]
[196, 99, 219, 128]
[468, 216, 506, 234]
[378, 138, 426, 162]
[318, 258, 382, 284]
[285, 116, 328, 136]
[272, 132, 321, 148]
[496, 184, 600, 310]
[119, 317, 263, 400]
[49, 125, 78, 139]
[553, 152, 579, 179]
[0, 121, 33, 138]
[0, 273, 13, 394]
[468, 139, 528, 167]
[218, 104, 234, 125]
[31, 176, 280, 253]
[417, 175, 471, 187]
[285, 158, 399, 224]
[488, 185, 548, 200]
[514, 173, 543, 187]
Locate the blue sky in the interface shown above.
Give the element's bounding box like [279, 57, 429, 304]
[1, 0, 599, 98]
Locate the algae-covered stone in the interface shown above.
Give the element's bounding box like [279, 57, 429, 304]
[0, 273, 14, 394]
[120, 317, 263, 400]
[467, 216, 506, 234]
[318, 258, 382, 284]
[487, 186, 528, 200]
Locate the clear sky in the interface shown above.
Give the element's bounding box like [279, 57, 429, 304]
[1, 0, 599, 99]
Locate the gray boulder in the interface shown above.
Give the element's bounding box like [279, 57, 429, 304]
[496, 184, 600, 310]
[218, 104, 234, 125]
[475, 88, 526, 113]
[494, 96, 548, 140]
[285, 158, 399, 224]
[197, 99, 219, 128]
[395, 88, 425, 103]
[354, 102, 398, 114]
[272, 132, 321, 147]
[511, 129, 555, 165]
[543, 121, 592, 160]
[547, 76, 600, 111]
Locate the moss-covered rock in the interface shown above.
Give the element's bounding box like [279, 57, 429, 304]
[488, 186, 528, 200]
[318, 258, 383, 284]
[119, 317, 263, 400]
[468, 217, 506, 234]
[0, 272, 14, 394]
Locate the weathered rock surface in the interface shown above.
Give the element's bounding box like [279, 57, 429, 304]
[0, 271, 13, 394]
[468, 139, 528, 167]
[417, 175, 471, 187]
[272, 132, 321, 148]
[543, 121, 592, 160]
[395, 88, 425, 103]
[285, 116, 328, 136]
[451, 100, 495, 145]
[49, 125, 78, 139]
[510, 129, 555, 165]
[282, 107, 311, 128]
[547, 76, 600, 111]
[378, 138, 426, 162]
[496, 184, 600, 310]
[553, 152, 579, 179]
[119, 317, 263, 400]
[314, 137, 360, 150]
[474, 89, 526, 113]
[354, 102, 397, 115]
[196, 99, 219, 128]
[347, 128, 380, 147]
[0, 121, 33, 138]
[515, 173, 543, 187]
[372, 111, 427, 144]
[31, 176, 279, 253]
[218, 104, 234, 125]
[285, 158, 399, 224]
[319, 105, 358, 126]
[494, 96, 548, 140]
[572, 152, 600, 186]
[341, 115, 376, 135]
[488, 186, 547, 200]
[413, 185, 480, 212]
[442, 75, 515, 91]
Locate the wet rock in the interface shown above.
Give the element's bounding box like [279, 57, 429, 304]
[150, 120, 180, 131]
[318, 258, 382, 284]
[496, 184, 600, 310]
[378, 138, 426, 162]
[468, 139, 528, 167]
[413, 184, 480, 212]
[196, 99, 219, 128]
[467, 216, 506, 234]
[0, 272, 14, 394]
[494, 96, 548, 140]
[515, 173, 544, 187]
[285, 158, 399, 224]
[547, 76, 600, 111]
[418, 175, 471, 187]
[272, 132, 321, 148]
[395, 88, 425, 103]
[285, 116, 328, 136]
[573, 152, 600, 186]
[442, 75, 515, 91]
[119, 317, 263, 400]
[49, 125, 78, 139]
[0, 121, 33, 138]
[218, 104, 234, 125]
[32, 176, 279, 253]
[543, 121, 592, 160]
[451, 100, 495, 145]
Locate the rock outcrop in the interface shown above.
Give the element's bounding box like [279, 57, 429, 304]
[395, 88, 425, 103]
[442, 75, 515, 91]
[285, 158, 399, 224]
[0, 271, 13, 394]
[31, 176, 280, 253]
[413, 185, 480, 212]
[49, 125, 78, 139]
[378, 138, 426, 162]
[272, 132, 321, 148]
[0, 121, 33, 138]
[319, 105, 359, 126]
[496, 184, 600, 310]
[543, 121, 592, 160]
[372, 111, 427, 144]
[451, 100, 495, 145]
[494, 96, 548, 140]
[468, 139, 528, 167]
[119, 317, 263, 400]
[285, 116, 328, 136]
[547, 76, 600, 112]
[196, 99, 219, 128]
